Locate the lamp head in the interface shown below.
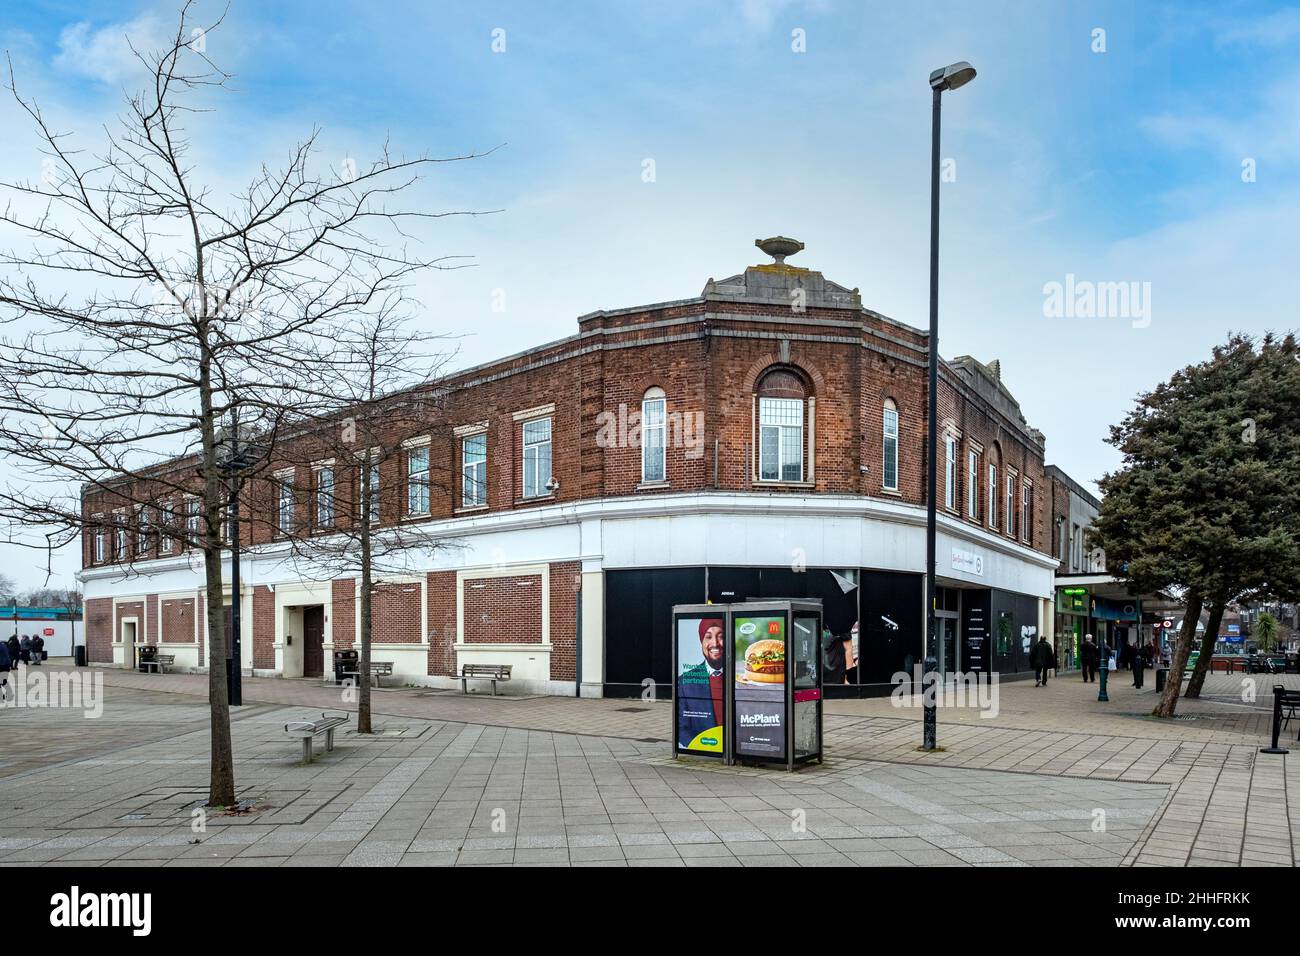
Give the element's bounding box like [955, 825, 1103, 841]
[930, 61, 977, 92]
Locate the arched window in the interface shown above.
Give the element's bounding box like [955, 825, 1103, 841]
[882, 399, 899, 491]
[944, 434, 957, 510]
[756, 368, 807, 482]
[641, 386, 666, 483]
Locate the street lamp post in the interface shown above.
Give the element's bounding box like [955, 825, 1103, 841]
[217, 408, 259, 707]
[923, 61, 976, 751]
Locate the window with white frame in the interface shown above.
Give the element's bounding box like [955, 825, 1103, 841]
[967, 449, 980, 519]
[522, 417, 552, 498]
[407, 444, 430, 514]
[159, 500, 175, 554]
[363, 456, 380, 523]
[988, 464, 998, 530]
[136, 506, 149, 555]
[185, 497, 201, 544]
[114, 513, 127, 560]
[93, 517, 106, 564]
[944, 435, 957, 510]
[314, 464, 335, 528]
[882, 401, 899, 491]
[277, 471, 295, 535]
[1021, 481, 1032, 542]
[641, 387, 666, 483]
[462, 433, 487, 507]
[754, 368, 808, 483]
[1006, 472, 1017, 538]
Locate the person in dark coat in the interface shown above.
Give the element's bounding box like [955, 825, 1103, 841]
[1133, 637, 1148, 688]
[30, 633, 44, 666]
[1080, 635, 1099, 682]
[0, 638, 11, 700]
[18, 635, 31, 665]
[1030, 636, 1055, 686]
[5, 633, 18, 670]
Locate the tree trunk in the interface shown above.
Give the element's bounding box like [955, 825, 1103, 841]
[1183, 600, 1225, 699]
[357, 463, 373, 734]
[199, 349, 235, 807]
[1153, 592, 1203, 718]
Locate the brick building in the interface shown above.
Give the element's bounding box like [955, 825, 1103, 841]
[79, 238, 1060, 694]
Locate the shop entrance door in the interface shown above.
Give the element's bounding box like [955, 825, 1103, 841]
[938, 616, 959, 676]
[303, 606, 325, 678]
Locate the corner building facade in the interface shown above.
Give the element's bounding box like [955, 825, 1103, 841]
[80, 242, 1059, 696]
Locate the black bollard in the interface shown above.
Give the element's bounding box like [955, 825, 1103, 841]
[1260, 684, 1290, 755]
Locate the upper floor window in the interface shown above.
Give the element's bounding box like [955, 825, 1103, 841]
[1003, 470, 1013, 538]
[276, 471, 295, 535]
[185, 496, 201, 545]
[988, 464, 998, 530]
[944, 435, 957, 510]
[755, 368, 809, 483]
[882, 400, 899, 491]
[522, 417, 552, 498]
[407, 443, 430, 515]
[1021, 481, 1032, 543]
[93, 517, 106, 564]
[159, 500, 175, 555]
[314, 463, 335, 529]
[136, 506, 149, 556]
[362, 455, 380, 524]
[641, 387, 666, 483]
[114, 513, 127, 561]
[967, 449, 980, 519]
[462, 433, 487, 507]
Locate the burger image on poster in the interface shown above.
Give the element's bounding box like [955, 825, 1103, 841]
[743, 639, 785, 683]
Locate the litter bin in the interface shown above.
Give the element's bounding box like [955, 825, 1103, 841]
[138, 644, 158, 673]
[333, 649, 358, 683]
[74, 644, 87, 667]
[1155, 667, 1168, 693]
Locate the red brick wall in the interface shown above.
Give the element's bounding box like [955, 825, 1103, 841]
[549, 562, 580, 681]
[371, 580, 421, 644]
[115, 602, 144, 653]
[85, 598, 113, 663]
[145, 594, 158, 644]
[331, 579, 355, 649]
[463, 573, 542, 644]
[427, 571, 457, 677]
[253, 586, 275, 668]
[161, 598, 194, 644]
[82, 291, 1056, 564]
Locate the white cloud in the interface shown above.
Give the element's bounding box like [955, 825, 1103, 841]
[52, 15, 173, 85]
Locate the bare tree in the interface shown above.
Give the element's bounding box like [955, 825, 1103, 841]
[266, 309, 463, 733]
[0, 4, 491, 804]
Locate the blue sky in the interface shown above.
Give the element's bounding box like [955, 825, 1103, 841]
[2, 0, 1298, 588]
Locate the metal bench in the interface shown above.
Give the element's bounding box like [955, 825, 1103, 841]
[141, 653, 175, 674]
[283, 712, 349, 764]
[342, 661, 394, 687]
[460, 663, 512, 696]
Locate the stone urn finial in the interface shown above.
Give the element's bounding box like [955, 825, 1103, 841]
[755, 236, 805, 264]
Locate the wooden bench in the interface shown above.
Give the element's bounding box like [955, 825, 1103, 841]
[460, 663, 512, 696]
[342, 661, 394, 687]
[141, 653, 175, 674]
[283, 712, 349, 764]
[1210, 658, 1235, 674]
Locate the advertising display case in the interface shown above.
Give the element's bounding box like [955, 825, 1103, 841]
[672, 600, 823, 771]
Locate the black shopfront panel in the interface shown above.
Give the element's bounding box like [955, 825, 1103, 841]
[604, 567, 705, 698]
[856, 571, 924, 696]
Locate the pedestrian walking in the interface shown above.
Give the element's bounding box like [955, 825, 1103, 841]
[0, 637, 10, 700]
[18, 635, 31, 665]
[1132, 639, 1146, 688]
[1081, 634, 1099, 683]
[5, 633, 17, 669]
[1031, 635, 1054, 686]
